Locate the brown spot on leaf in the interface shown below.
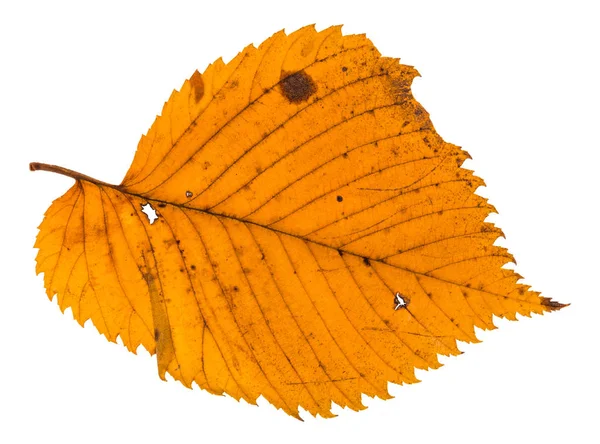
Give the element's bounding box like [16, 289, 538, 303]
[363, 257, 371, 266]
[280, 70, 316, 103]
[190, 70, 204, 103]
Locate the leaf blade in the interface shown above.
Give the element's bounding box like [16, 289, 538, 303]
[33, 25, 566, 419]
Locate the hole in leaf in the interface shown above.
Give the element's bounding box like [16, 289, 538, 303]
[141, 203, 158, 224]
[185, 190, 193, 198]
[394, 292, 407, 310]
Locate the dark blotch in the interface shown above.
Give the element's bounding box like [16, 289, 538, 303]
[190, 70, 205, 103]
[337, 249, 343, 256]
[158, 203, 167, 208]
[342, 66, 348, 72]
[233, 286, 239, 292]
[280, 70, 316, 103]
[154, 329, 160, 341]
[336, 195, 343, 202]
[190, 264, 196, 271]
[363, 257, 371, 267]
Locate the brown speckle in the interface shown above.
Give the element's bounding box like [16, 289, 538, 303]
[280, 70, 316, 103]
[336, 195, 343, 202]
[190, 70, 204, 103]
[190, 264, 196, 271]
[233, 286, 239, 292]
[363, 257, 371, 267]
[389, 76, 412, 101]
[154, 329, 160, 341]
[158, 203, 167, 208]
[341, 66, 348, 72]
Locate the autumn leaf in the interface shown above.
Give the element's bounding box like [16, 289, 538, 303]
[31, 25, 566, 419]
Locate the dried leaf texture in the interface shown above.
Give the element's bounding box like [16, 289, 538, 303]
[33, 25, 565, 419]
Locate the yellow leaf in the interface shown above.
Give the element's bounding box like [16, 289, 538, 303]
[31, 25, 566, 419]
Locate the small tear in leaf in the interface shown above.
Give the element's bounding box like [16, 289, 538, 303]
[394, 292, 407, 310]
[141, 203, 158, 224]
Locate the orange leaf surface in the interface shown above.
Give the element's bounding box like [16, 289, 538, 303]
[31, 25, 566, 419]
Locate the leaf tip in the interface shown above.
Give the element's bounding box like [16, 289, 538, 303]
[540, 297, 569, 312]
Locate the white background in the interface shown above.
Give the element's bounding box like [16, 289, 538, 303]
[1, 1, 598, 442]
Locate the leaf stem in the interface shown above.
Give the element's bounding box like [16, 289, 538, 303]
[29, 162, 116, 188]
